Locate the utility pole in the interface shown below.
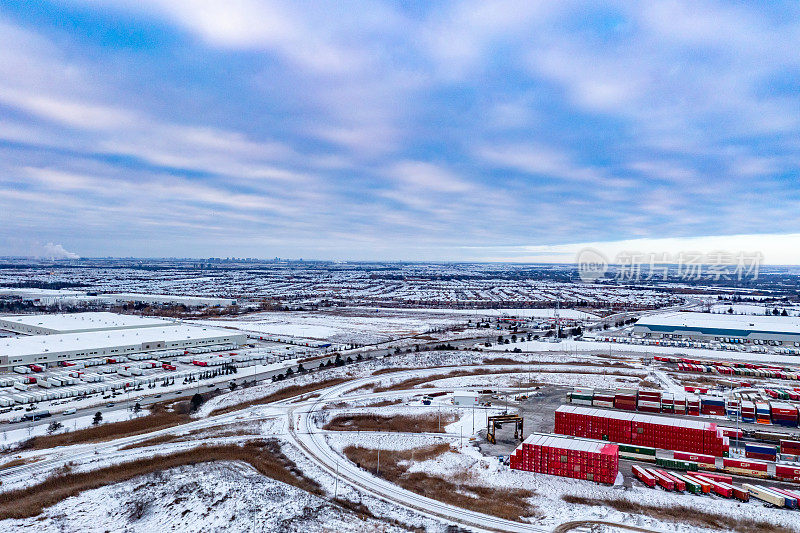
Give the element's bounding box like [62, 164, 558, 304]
[334, 460, 339, 499]
[377, 449, 380, 476]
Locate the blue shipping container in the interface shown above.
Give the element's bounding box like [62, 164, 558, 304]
[746, 443, 777, 455]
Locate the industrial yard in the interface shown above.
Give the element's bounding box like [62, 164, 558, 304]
[0, 266, 800, 533]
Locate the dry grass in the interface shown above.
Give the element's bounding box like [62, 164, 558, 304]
[0, 457, 40, 470]
[373, 370, 486, 392]
[343, 444, 536, 522]
[209, 377, 349, 416]
[371, 367, 418, 376]
[324, 413, 458, 433]
[10, 399, 193, 452]
[119, 423, 261, 450]
[0, 439, 320, 520]
[561, 495, 791, 533]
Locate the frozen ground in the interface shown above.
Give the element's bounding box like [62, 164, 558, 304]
[326, 431, 800, 532]
[0, 461, 413, 533]
[0, 408, 146, 448]
[193, 309, 465, 344]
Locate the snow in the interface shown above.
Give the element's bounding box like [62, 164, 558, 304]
[347, 307, 601, 320]
[0, 461, 411, 533]
[636, 311, 800, 333]
[0, 408, 146, 447]
[194, 310, 464, 344]
[488, 337, 800, 365]
[0, 312, 174, 334]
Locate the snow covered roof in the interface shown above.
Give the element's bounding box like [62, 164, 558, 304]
[0, 312, 174, 333]
[636, 311, 800, 335]
[0, 326, 243, 358]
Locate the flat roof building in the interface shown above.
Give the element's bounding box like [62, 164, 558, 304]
[0, 312, 176, 335]
[633, 312, 800, 345]
[0, 325, 246, 369]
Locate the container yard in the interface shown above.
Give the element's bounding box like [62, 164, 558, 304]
[555, 405, 729, 456]
[510, 433, 619, 484]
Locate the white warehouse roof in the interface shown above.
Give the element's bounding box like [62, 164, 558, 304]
[636, 311, 800, 335]
[0, 325, 242, 359]
[0, 312, 175, 334]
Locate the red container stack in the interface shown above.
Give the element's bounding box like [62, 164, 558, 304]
[776, 464, 800, 482]
[555, 405, 728, 456]
[781, 439, 800, 456]
[722, 458, 769, 477]
[770, 402, 799, 427]
[637, 389, 661, 413]
[673, 451, 716, 468]
[614, 388, 637, 411]
[509, 433, 618, 484]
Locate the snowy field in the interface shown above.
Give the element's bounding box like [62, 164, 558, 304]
[0, 461, 417, 533]
[193, 309, 466, 344]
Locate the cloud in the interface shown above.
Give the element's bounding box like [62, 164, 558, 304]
[41, 242, 80, 260]
[0, 3, 799, 259]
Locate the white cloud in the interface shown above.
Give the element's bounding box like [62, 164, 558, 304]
[41, 242, 80, 260]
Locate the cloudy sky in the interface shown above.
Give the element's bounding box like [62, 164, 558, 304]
[1, 1, 799, 262]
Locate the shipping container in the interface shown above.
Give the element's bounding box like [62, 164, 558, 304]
[510, 432, 618, 484]
[742, 484, 784, 506]
[768, 487, 799, 509]
[632, 464, 655, 487]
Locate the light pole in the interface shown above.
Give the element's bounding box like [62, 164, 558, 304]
[334, 460, 339, 499]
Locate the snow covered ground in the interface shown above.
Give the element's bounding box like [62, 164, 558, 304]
[0, 408, 146, 448]
[193, 309, 466, 344]
[0, 461, 415, 533]
[325, 431, 800, 532]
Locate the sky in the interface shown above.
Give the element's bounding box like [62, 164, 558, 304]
[1, 1, 800, 262]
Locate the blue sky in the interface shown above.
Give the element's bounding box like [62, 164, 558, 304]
[1, 1, 799, 261]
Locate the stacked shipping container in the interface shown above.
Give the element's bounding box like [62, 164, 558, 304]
[555, 405, 728, 456]
[509, 433, 618, 484]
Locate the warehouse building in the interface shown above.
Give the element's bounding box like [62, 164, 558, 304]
[0, 326, 246, 370]
[0, 312, 175, 335]
[633, 312, 800, 346]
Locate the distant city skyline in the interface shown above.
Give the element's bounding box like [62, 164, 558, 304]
[1, 2, 799, 261]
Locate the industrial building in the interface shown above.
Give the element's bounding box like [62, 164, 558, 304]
[633, 312, 800, 346]
[0, 312, 175, 335]
[0, 325, 246, 370]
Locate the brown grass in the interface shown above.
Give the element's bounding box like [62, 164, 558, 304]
[209, 377, 349, 416]
[119, 423, 261, 450]
[371, 367, 417, 376]
[324, 413, 458, 433]
[561, 496, 790, 533]
[11, 399, 193, 452]
[0, 457, 39, 470]
[0, 440, 320, 520]
[343, 444, 536, 522]
[373, 370, 485, 392]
